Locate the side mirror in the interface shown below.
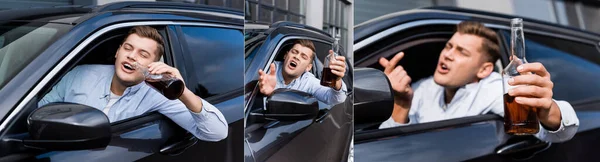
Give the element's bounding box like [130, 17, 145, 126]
[264, 88, 319, 121]
[25, 103, 111, 150]
[354, 68, 394, 130]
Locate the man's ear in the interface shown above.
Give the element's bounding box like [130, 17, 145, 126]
[477, 62, 494, 79]
[115, 45, 120, 58]
[306, 63, 313, 72]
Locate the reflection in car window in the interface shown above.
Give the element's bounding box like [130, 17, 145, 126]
[0, 22, 69, 91]
[501, 31, 600, 103]
[244, 31, 266, 72]
[180, 26, 244, 98]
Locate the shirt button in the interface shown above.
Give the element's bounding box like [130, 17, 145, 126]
[565, 120, 569, 124]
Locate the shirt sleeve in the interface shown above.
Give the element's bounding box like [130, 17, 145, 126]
[38, 67, 77, 107]
[305, 76, 347, 106]
[156, 98, 228, 141]
[534, 100, 579, 143]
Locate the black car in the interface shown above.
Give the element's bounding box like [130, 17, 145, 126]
[0, 2, 244, 162]
[353, 7, 600, 162]
[244, 21, 353, 162]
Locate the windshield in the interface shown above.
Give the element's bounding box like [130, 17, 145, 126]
[0, 21, 70, 89]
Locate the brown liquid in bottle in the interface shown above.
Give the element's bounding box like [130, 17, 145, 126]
[503, 93, 539, 135]
[320, 67, 337, 88]
[146, 79, 184, 100]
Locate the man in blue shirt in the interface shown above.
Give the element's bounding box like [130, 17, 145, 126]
[378, 21, 578, 143]
[38, 26, 228, 142]
[257, 39, 347, 105]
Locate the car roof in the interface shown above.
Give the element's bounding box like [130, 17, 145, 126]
[0, 1, 243, 25]
[355, 6, 600, 43]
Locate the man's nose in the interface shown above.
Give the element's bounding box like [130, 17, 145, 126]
[442, 48, 455, 60]
[125, 51, 137, 61]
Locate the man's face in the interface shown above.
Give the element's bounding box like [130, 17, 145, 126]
[114, 33, 159, 86]
[282, 44, 314, 78]
[433, 32, 489, 89]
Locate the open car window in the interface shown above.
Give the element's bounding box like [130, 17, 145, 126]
[36, 25, 171, 123]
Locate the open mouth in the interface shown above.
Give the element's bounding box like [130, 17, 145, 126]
[124, 63, 135, 71]
[290, 61, 297, 68]
[438, 62, 450, 74]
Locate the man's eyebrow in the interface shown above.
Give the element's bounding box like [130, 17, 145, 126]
[455, 44, 472, 55]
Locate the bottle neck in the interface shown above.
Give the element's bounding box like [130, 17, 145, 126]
[511, 26, 526, 60]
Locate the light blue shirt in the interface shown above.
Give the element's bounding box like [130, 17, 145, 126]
[38, 65, 228, 141]
[274, 61, 347, 105]
[379, 72, 579, 143]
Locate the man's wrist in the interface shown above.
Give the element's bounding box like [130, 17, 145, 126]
[179, 88, 203, 113]
[538, 101, 561, 131]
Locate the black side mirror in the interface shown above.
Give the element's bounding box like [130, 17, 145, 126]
[354, 68, 394, 130]
[25, 103, 111, 150]
[264, 88, 319, 121]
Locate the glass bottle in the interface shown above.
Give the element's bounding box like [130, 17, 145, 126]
[321, 33, 341, 88]
[134, 62, 184, 100]
[502, 18, 539, 135]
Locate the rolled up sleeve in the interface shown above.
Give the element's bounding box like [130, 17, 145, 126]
[158, 98, 228, 142]
[535, 100, 579, 143]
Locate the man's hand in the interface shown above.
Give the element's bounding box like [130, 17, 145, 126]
[379, 52, 413, 123]
[147, 62, 204, 113]
[148, 62, 185, 84]
[328, 50, 346, 90]
[258, 63, 277, 96]
[508, 62, 562, 130]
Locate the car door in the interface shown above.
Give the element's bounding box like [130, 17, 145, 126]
[0, 21, 240, 162]
[468, 28, 600, 162]
[244, 26, 352, 162]
[144, 24, 244, 162]
[265, 37, 353, 162]
[354, 19, 600, 162]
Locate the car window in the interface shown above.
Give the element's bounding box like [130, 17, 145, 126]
[0, 22, 69, 90]
[500, 30, 600, 104]
[179, 26, 244, 99]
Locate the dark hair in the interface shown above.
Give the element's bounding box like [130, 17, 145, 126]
[293, 39, 316, 63]
[456, 21, 500, 63]
[124, 26, 164, 60]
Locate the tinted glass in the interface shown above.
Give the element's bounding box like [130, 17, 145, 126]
[180, 26, 243, 98]
[0, 22, 69, 90]
[501, 30, 600, 103]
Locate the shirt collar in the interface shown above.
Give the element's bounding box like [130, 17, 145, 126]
[438, 81, 481, 109]
[102, 73, 144, 100]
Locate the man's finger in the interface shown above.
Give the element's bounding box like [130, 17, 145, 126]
[335, 56, 346, 62]
[329, 64, 345, 72]
[331, 70, 344, 77]
[379, 57, 391, 73]
[398, 74, 411, 87]
[258, 69, 265, 76]
[509, 74, 551, 87]
[268, 63, 276, 76]
[388, 52, 405, 69]
[518, 62, 550, 78]
[514, 97, 552, 109]
[508, 85, 550, 98]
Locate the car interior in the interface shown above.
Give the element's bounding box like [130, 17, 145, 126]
[354, 25, 507, 132]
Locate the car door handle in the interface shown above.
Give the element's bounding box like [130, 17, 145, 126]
[315, 109, 330, 123]
[159, 133, 199, 156]
[496, 138, 551, 160]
